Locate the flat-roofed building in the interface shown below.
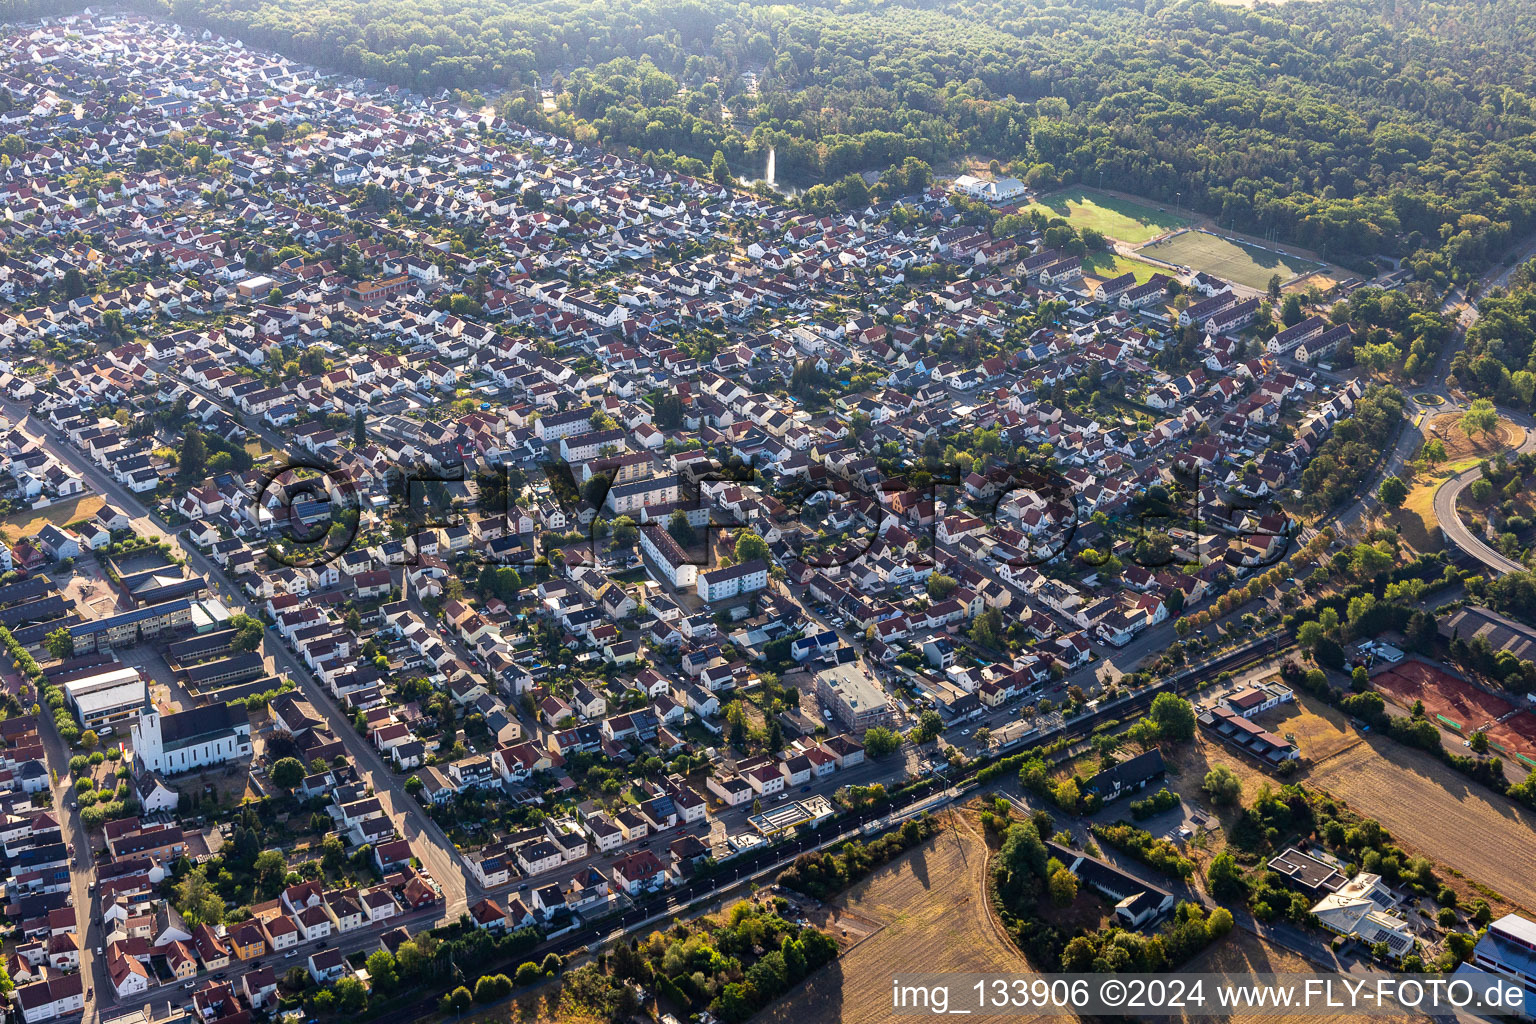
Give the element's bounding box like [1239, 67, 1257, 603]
[1268, 846, 1348, 895]
[1469, 913, 1536, 999]
[69, 600, 193, 655]
[815, 661, 895, 732]
[60, 667, 146, 729]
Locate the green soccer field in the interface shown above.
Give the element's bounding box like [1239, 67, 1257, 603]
[1023, 188, 1191, 244]
[1136, 230, 1322, 290]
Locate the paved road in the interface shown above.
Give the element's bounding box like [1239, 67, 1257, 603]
[2, 404, 477, 995]
[33, 697, 103, 1020]
[1433, 407, 1536, 577]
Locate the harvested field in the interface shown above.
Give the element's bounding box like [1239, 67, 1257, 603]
[1372, 660, 1536, 762]
[1307, 736, 1536, 912]
[757, 813, 1058, 1024]
[1175, 685, 1536, 912]
[1391, 476, 1447, 553]
[1427, 412, 1523, 462]
[1168, 691, 1365, 806]
[1178, 930, 1423, 1024]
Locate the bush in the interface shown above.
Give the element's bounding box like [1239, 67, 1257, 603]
[781, 814, 940, 899]
[1091, 822, 1195, 878]
[862, 726, 901, 758]
[473, 974, 511, 1002]
[1129, 787, 1180, 820]
[1202, 766, 1244, 805]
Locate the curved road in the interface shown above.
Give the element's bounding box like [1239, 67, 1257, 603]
[1434, 409, 1536, 576]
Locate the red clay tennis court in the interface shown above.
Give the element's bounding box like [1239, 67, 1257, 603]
[1373, 660, 1536, 765]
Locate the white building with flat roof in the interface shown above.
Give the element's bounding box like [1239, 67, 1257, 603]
[61, 666, 146, 729]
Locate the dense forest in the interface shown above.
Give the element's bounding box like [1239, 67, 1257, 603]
[1458, 257, 1536, 404]
[108, 0, 1536, 279]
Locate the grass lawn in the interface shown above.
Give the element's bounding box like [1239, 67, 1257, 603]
[0, 494, 105, 543]
[1426, 412, 1523, 462]
[1392, 476, 1447, 553]
[1023, 187, 1191, 244]
[1082, 250, 1165, 285]
[1137, 229, 1322, 289]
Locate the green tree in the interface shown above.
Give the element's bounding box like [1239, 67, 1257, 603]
[366, 950, 398, 990]
[1378, 475, 1408, 509]
[926, 573, 958, 600]
[611, 515, 638, 546]
[1202, 765, 1242, 805]
[909, 709, 944, 744]
[446, 985, 473, 1013]
[1461, 398, 1498, 438]
[254, 849, 287, 897]
[229, 613, 264, 652]
[42, 627, 74, 660]
[1206, 851, 1247, 899]
[1149, 692, 1196, 742]
[862, 726, 901, 757]
[734, 529, 770, 563]
[1280, 293, 1304, 326]
[174, 866, 226, 926]
[667, 510, 696, 546]
[334, 976, 367, 1012]
[1048, 866, 1079, 906]
[178, 427, 208, 482]
[270, 756, 305, 791]
[710, 149, 731, 186]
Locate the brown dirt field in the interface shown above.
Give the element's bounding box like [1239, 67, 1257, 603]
[1306, 737, 1536, 912]
[1375, 661, 1514, 732]
[1427, 412, 1524, 462]
[1173, 688, 1536, 912]
[1370, 660, 1536, 762]
[0, 494, 105, 543]
[1167, 693, 1366, 813]
[757, 814, 1060, 1024]
[1178, 930, 1424, 1024]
